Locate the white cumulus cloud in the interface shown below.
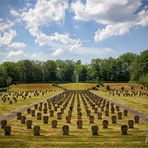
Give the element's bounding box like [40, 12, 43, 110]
[71, 0, 140, 25]
[9, 42, 26, 49]
[0, 21, 15, 31]
[52, 48, 64, 56]
[21, 0, 69, 28]
[71, 0, 148, 41]
[94, 22, 132, 41]
[7, 50, 24, 58]
[137, 10, 148, 27]
[0, 30, 16, 46]
[10, 8, 21, 17]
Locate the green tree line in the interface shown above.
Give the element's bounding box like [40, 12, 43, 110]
[0, 50, 147, 87]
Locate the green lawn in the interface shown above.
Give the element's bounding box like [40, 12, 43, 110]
[92, 90, 148, 115]
[0, 91, 60, 117]
[0, 89, 148, 148]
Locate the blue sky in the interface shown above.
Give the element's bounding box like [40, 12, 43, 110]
[0, 0, 148, 63]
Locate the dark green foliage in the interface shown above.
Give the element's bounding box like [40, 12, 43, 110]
[0, 50, 147, 88]
[0, 87, 7, 92]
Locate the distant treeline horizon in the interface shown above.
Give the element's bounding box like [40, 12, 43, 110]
[0, 50, 147, 88]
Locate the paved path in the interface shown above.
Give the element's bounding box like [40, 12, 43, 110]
[0, 91, 64, 122]
[91, 91, 148, 122]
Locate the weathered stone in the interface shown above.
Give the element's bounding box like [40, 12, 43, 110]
[38, 106, 42, 111]
[92, 125, 98, 135]
[26, 120, 32, 129]
[62, 125, 69, 135]
[128, 120, 134, 128]
[21, 116, 26, 124]
[78, 112, 82, 119]
[61, 108, 64, 113]
[116, 106, 120, 111]
[118, 112, 122, 120]
[43, 116, 48, 124]
[57, 112, 62, 120]
[94, 108, 98, 113]
[34, 104, 38, 110]
[103, 120, 108, 129]
[77, 108, 81, 112]
[68, 110, 72, 117]
[9, 101, 12, 104]
[89, 116, 94, 124]
[134, 115, 139, 123]
[33, 125, 40, 136]
[105, 110, 109, 116]
[50, 110, 54, 117]
[43, 108, 47, 114]
[121, 125, 128, 135]
[101, 106, 104, 112]
[97, 112, 102, 119]
[66, 116, 71, 123]
[112, 116, 117, 124]
[31, 110, 35, 117]
[87, 110, 91, 116]
[37, 112, 42, 120]
[4, 126, 11, 136]
[27, 108, 31, 114]
[17, 112, 22, 120]
[123, 109, 128, 116]
[1, 120, 7, 129]
[77, 120, 83, 129]
[51, 120, 57, 128]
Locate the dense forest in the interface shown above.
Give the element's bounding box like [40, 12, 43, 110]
[0, 50, 148, 88]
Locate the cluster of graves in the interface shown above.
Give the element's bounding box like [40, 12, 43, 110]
[0, 90, 56, 104]
[0, 90, 141, 136]
[107, 89, 148, 97]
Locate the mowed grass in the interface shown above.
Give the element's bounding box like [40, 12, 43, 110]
[0, 91, 148, 148]
[92, 90, 148, 115]
[0, 84, 63, 117]
[92, 82, 148, 115]
[0, 91, 60, 117]
[102, 83, 144, 90]
[9, 83, 63, 91]
[59, 83, 96, 90]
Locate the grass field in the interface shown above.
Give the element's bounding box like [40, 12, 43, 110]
[9, 84, 63, 91]
[0, 83, 148, 148]
[58, 83, 96, 90]
[0, 91, 59, 117]
[92, 90, 148, 115]
[101, 83, 144, 90]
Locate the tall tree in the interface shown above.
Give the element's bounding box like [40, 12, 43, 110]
[42, 60, 57, 82]
[0, 65, 6, 87]
[2, 62, 20, 83]
[79, 65, 88, 81]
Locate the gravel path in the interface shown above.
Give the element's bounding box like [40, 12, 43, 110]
[92, 91, 148, 122]
[0, 91, 63, 122]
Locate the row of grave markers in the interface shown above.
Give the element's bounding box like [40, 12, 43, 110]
[1, 90, 140, 136]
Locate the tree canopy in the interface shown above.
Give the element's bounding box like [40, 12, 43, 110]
[0, 50, 147, 87]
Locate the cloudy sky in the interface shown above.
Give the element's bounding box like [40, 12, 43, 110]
[0, 0, 148, 63]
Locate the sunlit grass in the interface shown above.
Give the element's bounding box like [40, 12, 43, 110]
[92, 90, 148, 115]
[0, 91, 148, 147]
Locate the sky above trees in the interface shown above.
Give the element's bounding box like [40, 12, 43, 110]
[0, 0, 148, 63]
